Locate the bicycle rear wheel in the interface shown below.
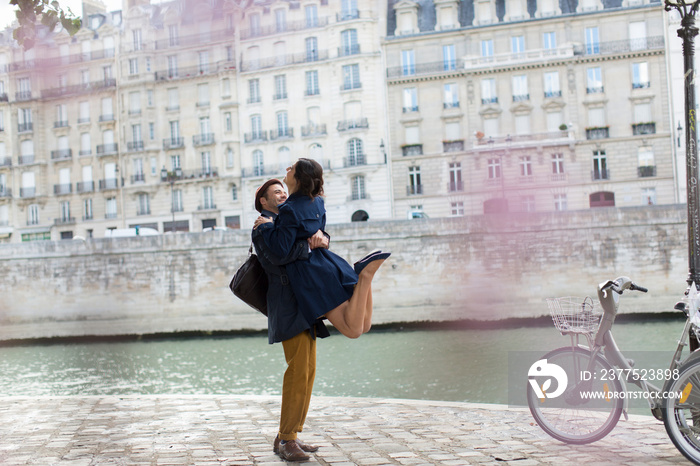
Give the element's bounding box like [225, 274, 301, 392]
[662, 357, 700, 465]
[527, 346, 623, 444]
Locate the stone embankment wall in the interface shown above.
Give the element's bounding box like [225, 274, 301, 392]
[0, 205, 691, 340]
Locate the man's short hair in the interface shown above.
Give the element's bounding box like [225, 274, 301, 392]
[255, 179, 283, 213]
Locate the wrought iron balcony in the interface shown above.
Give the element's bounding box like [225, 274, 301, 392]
[481, 97, 498, 105]
[0, 188, 12, 198]
[244, 131, 268, 144]
[18, 155, 35, 165]
[402, 106, 419, 113]
[632, 123, 656, 135]
[633, 81, 651, 89]
[197, 203, 217, 211]
[585, 127, 609, 140]
[54, 217, 76, 225]
[443, 140, 464, 153]
[402, 144, 423, 156]
[544, 90, 562, 98]
[386, 59, 465, 79]
[54, 120, 69, 128]
[193, 133, 215, 146]
[96, 143, 118, 155]
[0, 157, 11, 167]
[20, 187, 36, 198]
[512, 94, 530, 102]
[54, 184, 72, 195]
[18, 122, 33, 133]
[443, 101, 460, 109]
[163, 137, 184, 150]
[270, 128, 294, 140]
[301, 123, 327, 137]
[592, 169, 611, 181]
[131, 173, 146, 183]
[239, 16, 329, 40]
[338, 44, 361, 57]
[127, 141, 144, 152]
[343, 154, 366, 167]
[406, 184, 423, 195]
[77, 181, 95, 193]
[99, 178, 123, 190]
[99, 114, 114, 122]
[51, 149, 72, 160]
[447, 181, 464, 192]
[337, 118, 369, 132]
[638, 165, 657, 178]
[16, 91, 32, 101]
[586, 86, 604, 94]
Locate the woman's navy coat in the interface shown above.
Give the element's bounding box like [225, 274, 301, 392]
[257, 193, 358, 326]
[252, 209, 330, 343]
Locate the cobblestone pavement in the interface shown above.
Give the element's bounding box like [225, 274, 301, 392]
[0, 395, 689, 465]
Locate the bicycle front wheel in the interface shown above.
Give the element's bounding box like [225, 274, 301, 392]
[527, 346, 623, 444]
[662, 357, 700, 465]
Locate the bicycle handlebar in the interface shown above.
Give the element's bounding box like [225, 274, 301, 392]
[629, 283, 648, 293]
[600, 277, 648, 294]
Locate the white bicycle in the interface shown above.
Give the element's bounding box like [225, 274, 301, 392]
[527, 276, 700, 464]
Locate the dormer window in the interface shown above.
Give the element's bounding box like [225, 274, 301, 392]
[394, 0, 419, 36]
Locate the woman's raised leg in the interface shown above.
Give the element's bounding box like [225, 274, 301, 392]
[323, 260, 384, 339]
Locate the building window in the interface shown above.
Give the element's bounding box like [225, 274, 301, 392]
[347, 138, 364, 165]
[443, 44, 456, 70]
[481, 78, 497, 104]
[590, 191, 615, 208]
[544, 71, 561, 98]
[444, 83, 459, 108]
[511, 35, 525, 57]
[167, 55, 178, 77]
[249, 12, 261, 36]
[28, 204, 39, 225]
[450, 201, 464, 217]
[642, 187, 656, 205]
[138, 193, 150, 215]
[543, 31, 556, 50]
[197, 83, 209, 106]
[169, 24, 179, 46]
[481, 39, 493, 59]
[249, 79, 260, 104]
[305, 4, 318, 27]
[275, 8, 287, 32]
[350, 175, 366, 200]
[342, 64, 361, 90]
[401, 50, 415, 76]
[633, 62, 650, 89]
[402, 88, 418, 113]
[106, 197, 117, 218]
[202, 186, 215, 209]
[224, 112, 232, 132]
[171, 154, 181, 170]
[306, 70, 319, 96]
[593, 150, 609, 180]
[83, 198, 93, 220]
[554, 193, 568, 211]
[306, 37, 318, 61]
[253, 150, 264, 176]
[129, 58, 138, 75]
[487, 158, 501, 179]
[586, 67, 603, 93]
[520, 156, 532, 176]
[408, 166, 422, 195]
[231, 184, 238, 201]
[198, 51, 209, 73]
[251, 115, 262, 139]
[521, 195, 535, 212]
[274, 75, 287, 100]
[340, 29, 359, 56]
[173, 189, 183, 212]
[133, 29, 142, 50]
[552, 153, 564, 174]
[512, 75, 528, 101]
[638, 148, 656, 177]
[449, 162, 462, 192]
[585, 27, 600, 54]
[277, 111, 289, 137]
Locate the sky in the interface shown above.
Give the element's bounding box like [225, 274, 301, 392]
[0, 0, 123, 31]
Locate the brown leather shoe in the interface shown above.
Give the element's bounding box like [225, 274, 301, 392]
[278, 439, 310, 462]
[274, 435, 319, 453]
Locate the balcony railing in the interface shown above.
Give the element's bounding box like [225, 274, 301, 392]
[137, 208, 151, 216]
[54, 217, 76, 225]
[337, 118, 369, 132]
[127, 141, 144, 152]
[633, 81, 651, 89]
[244, 131, 268, 143]
[343, 154, 366, 167]
[76, 181, 95, 193]
[544, 90, 562, 98]
[402, 144, 423, 156]
[96, 143, 118, 155]
[0, 188, 12, 198]
[163, 137, 184, 150]
[444, 101, 460, 109]
[54, 120, 69, 128]
[402, 106, 419, 113]
[131, 173, 146, 183]
[632, 122, 656, 135]
[18, 122, 33, 132]
[269, 128, 294, 140]
[79, 150, 92, 156]
[51, 149, 72, 160]
[99, 114, 114, 122]
[407, 184, 423, 195]
[592, 169, 611, 181]
[193, 133, 215, 146]
[512, 94, 530, 102]
[341, 81, 362, 91]
[638, 165, 657, 177]
[240, 16, 329, 40]
[181, 167, 219, 179]
[20, 187, 36, 198]
[54, 184, 72, 195]
[481, 97, 498, 105]
[387, 59, 466, 79]
[18, 155, 35, 165]
[241, 163, 290, 178]
[443, 140, 464, 152]
[16, 91, 32, 101]
[0, 157, 12, 167]
[448, 181, 464, 192]
[154, 29, 235, 49]
[338, 44, 361, 57]
[301, 123, 327, 137]
[585, 127, 610, 140]
[240, 50, 330, 72]
[197, 203, 217, 211]
[575, 36, 665, 56]
[41, 79, 116, 99]
[99, 178, 123, 190]
[586, 86, 604, 94]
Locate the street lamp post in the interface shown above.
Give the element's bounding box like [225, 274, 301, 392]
[160, 166, 182, 233]
[665, 0, 700, 287]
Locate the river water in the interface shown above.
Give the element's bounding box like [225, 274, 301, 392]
[0, 317, 687, 408]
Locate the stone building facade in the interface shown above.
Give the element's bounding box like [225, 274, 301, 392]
[385, 0, 674, 219]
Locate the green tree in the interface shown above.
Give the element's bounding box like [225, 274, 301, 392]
[10, 0, 81, 50]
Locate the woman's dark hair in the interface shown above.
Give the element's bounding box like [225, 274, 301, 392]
[293, 158, 324, 197]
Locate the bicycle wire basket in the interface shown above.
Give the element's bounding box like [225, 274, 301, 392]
[546, 296, 602, 334]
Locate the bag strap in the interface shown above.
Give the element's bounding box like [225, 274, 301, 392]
[248, 242, 254, 255]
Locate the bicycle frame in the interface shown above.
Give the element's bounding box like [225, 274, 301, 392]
[575, 276, 696, 413]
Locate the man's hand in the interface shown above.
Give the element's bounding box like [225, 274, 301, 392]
[253, 216, 273, 229]
[308, 230, 329, 249]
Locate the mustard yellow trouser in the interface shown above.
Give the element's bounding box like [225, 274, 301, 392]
[279, 329, 316, 441]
